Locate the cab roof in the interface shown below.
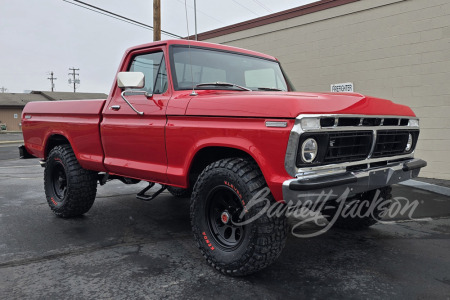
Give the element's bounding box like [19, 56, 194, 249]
[124, 39, 278, 61]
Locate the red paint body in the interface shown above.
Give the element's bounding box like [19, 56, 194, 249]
[21, 40, 415, 201]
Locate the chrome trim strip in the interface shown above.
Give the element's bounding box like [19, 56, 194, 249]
[296, 153, 415, 175]
[266, 121, 288, 128]
[368, 130, 377, 158]
[297, 114, 418, 122]
[301, 125, 418, 132]
[284, 114, 420, 177]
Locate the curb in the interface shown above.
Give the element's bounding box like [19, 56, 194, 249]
[0, 140, 24, 145]
[0, 131, 23, 134]
[399, 179, 450, 197]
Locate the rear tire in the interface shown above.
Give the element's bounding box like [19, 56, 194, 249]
[191, 157, 288, 276]
[44, 145, 97, 218]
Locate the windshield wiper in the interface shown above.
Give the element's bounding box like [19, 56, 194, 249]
[195, 82, 252, 91]
[257, 87, 283, 91]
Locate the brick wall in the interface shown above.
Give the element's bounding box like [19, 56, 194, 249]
[205, 0, 450, 180]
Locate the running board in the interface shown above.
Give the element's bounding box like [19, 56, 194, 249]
[136, 183, 167, 201]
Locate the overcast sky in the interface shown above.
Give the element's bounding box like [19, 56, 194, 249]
[0, 0, 316, 94]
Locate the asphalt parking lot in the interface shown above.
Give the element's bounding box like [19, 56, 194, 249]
[1, 142, 450, 299]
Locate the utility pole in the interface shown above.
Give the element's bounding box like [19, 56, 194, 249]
[47, 72, 57, 92]
[0, 87, 7, 93]
[153, 0, 161, 41]
[68, 67, 80, 93]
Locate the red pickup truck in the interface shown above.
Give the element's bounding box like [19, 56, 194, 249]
[20, 40, 426, 276]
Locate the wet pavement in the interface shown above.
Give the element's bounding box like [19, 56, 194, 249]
[0, 147, 449, 299]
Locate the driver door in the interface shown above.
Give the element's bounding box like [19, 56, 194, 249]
[101, 49, 170, 183]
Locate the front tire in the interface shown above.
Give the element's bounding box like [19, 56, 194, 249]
[190, 158, 288, 276]
[44, 145, 97, 218]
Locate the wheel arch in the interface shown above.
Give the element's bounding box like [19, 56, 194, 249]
[187, 145, 263, 187]
[44, 134, 72, 158]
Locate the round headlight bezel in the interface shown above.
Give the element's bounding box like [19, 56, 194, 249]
[301, 138, 318, 163]
[405, 133, 413, 152]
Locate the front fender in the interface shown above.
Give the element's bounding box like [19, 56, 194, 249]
[165, 116, 295, 201]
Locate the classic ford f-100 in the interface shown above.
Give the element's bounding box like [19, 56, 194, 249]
[20, 40, 426, 275]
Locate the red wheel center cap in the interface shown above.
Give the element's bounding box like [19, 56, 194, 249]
[221, 212, 230, 224]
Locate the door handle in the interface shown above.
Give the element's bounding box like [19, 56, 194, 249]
[109, 105, 121, 111]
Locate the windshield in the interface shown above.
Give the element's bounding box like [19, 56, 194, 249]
[170, 46, 293, 91]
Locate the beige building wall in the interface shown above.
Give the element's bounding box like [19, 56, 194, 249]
[0, 107, 23, 131]
[205, 0, 450, 180]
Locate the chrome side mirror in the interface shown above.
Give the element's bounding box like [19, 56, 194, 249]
[117, 72, 145, 89]
[116, 72, 151, 116]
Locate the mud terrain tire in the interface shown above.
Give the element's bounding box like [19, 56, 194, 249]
[44, 145, 97, 218]
[191, 158, 288, 276]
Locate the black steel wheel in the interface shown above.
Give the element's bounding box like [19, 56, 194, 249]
[50, 162, 68, 201]
[206, 185, 245, 250]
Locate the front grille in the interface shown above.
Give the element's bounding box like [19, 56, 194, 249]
[296, 131, 373, 166]
[319, 116, 412, 128]
[324, 131, 372, 163]
[295, 129, 419, 167]
[372, 130, 419, 158]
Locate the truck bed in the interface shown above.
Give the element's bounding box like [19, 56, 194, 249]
[22, 99, 107, 171]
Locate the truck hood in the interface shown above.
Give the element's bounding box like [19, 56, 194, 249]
[185, 91, 415, 118]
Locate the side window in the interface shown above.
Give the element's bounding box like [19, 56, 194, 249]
[129, 51, 168, 94]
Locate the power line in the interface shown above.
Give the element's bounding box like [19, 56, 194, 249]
[230, 0, 261, 17]
[250, 0, 273, 13]
[62, 0, 183, 39]
[175, 0, 226, 26]
[72, 0, 181, 38]
[62, 0, 152, 32]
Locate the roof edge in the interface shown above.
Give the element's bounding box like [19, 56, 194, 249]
[194, 0, 360, 41]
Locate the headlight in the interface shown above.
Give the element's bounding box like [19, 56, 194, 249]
[405, 133, 413, 151]
[408, 119, 419, 127]
[301, 138, 318, 163]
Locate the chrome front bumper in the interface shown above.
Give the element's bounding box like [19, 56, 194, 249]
[282, 158, 427, 206]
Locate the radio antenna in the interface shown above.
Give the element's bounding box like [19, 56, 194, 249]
[184, 0, 197, 96]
